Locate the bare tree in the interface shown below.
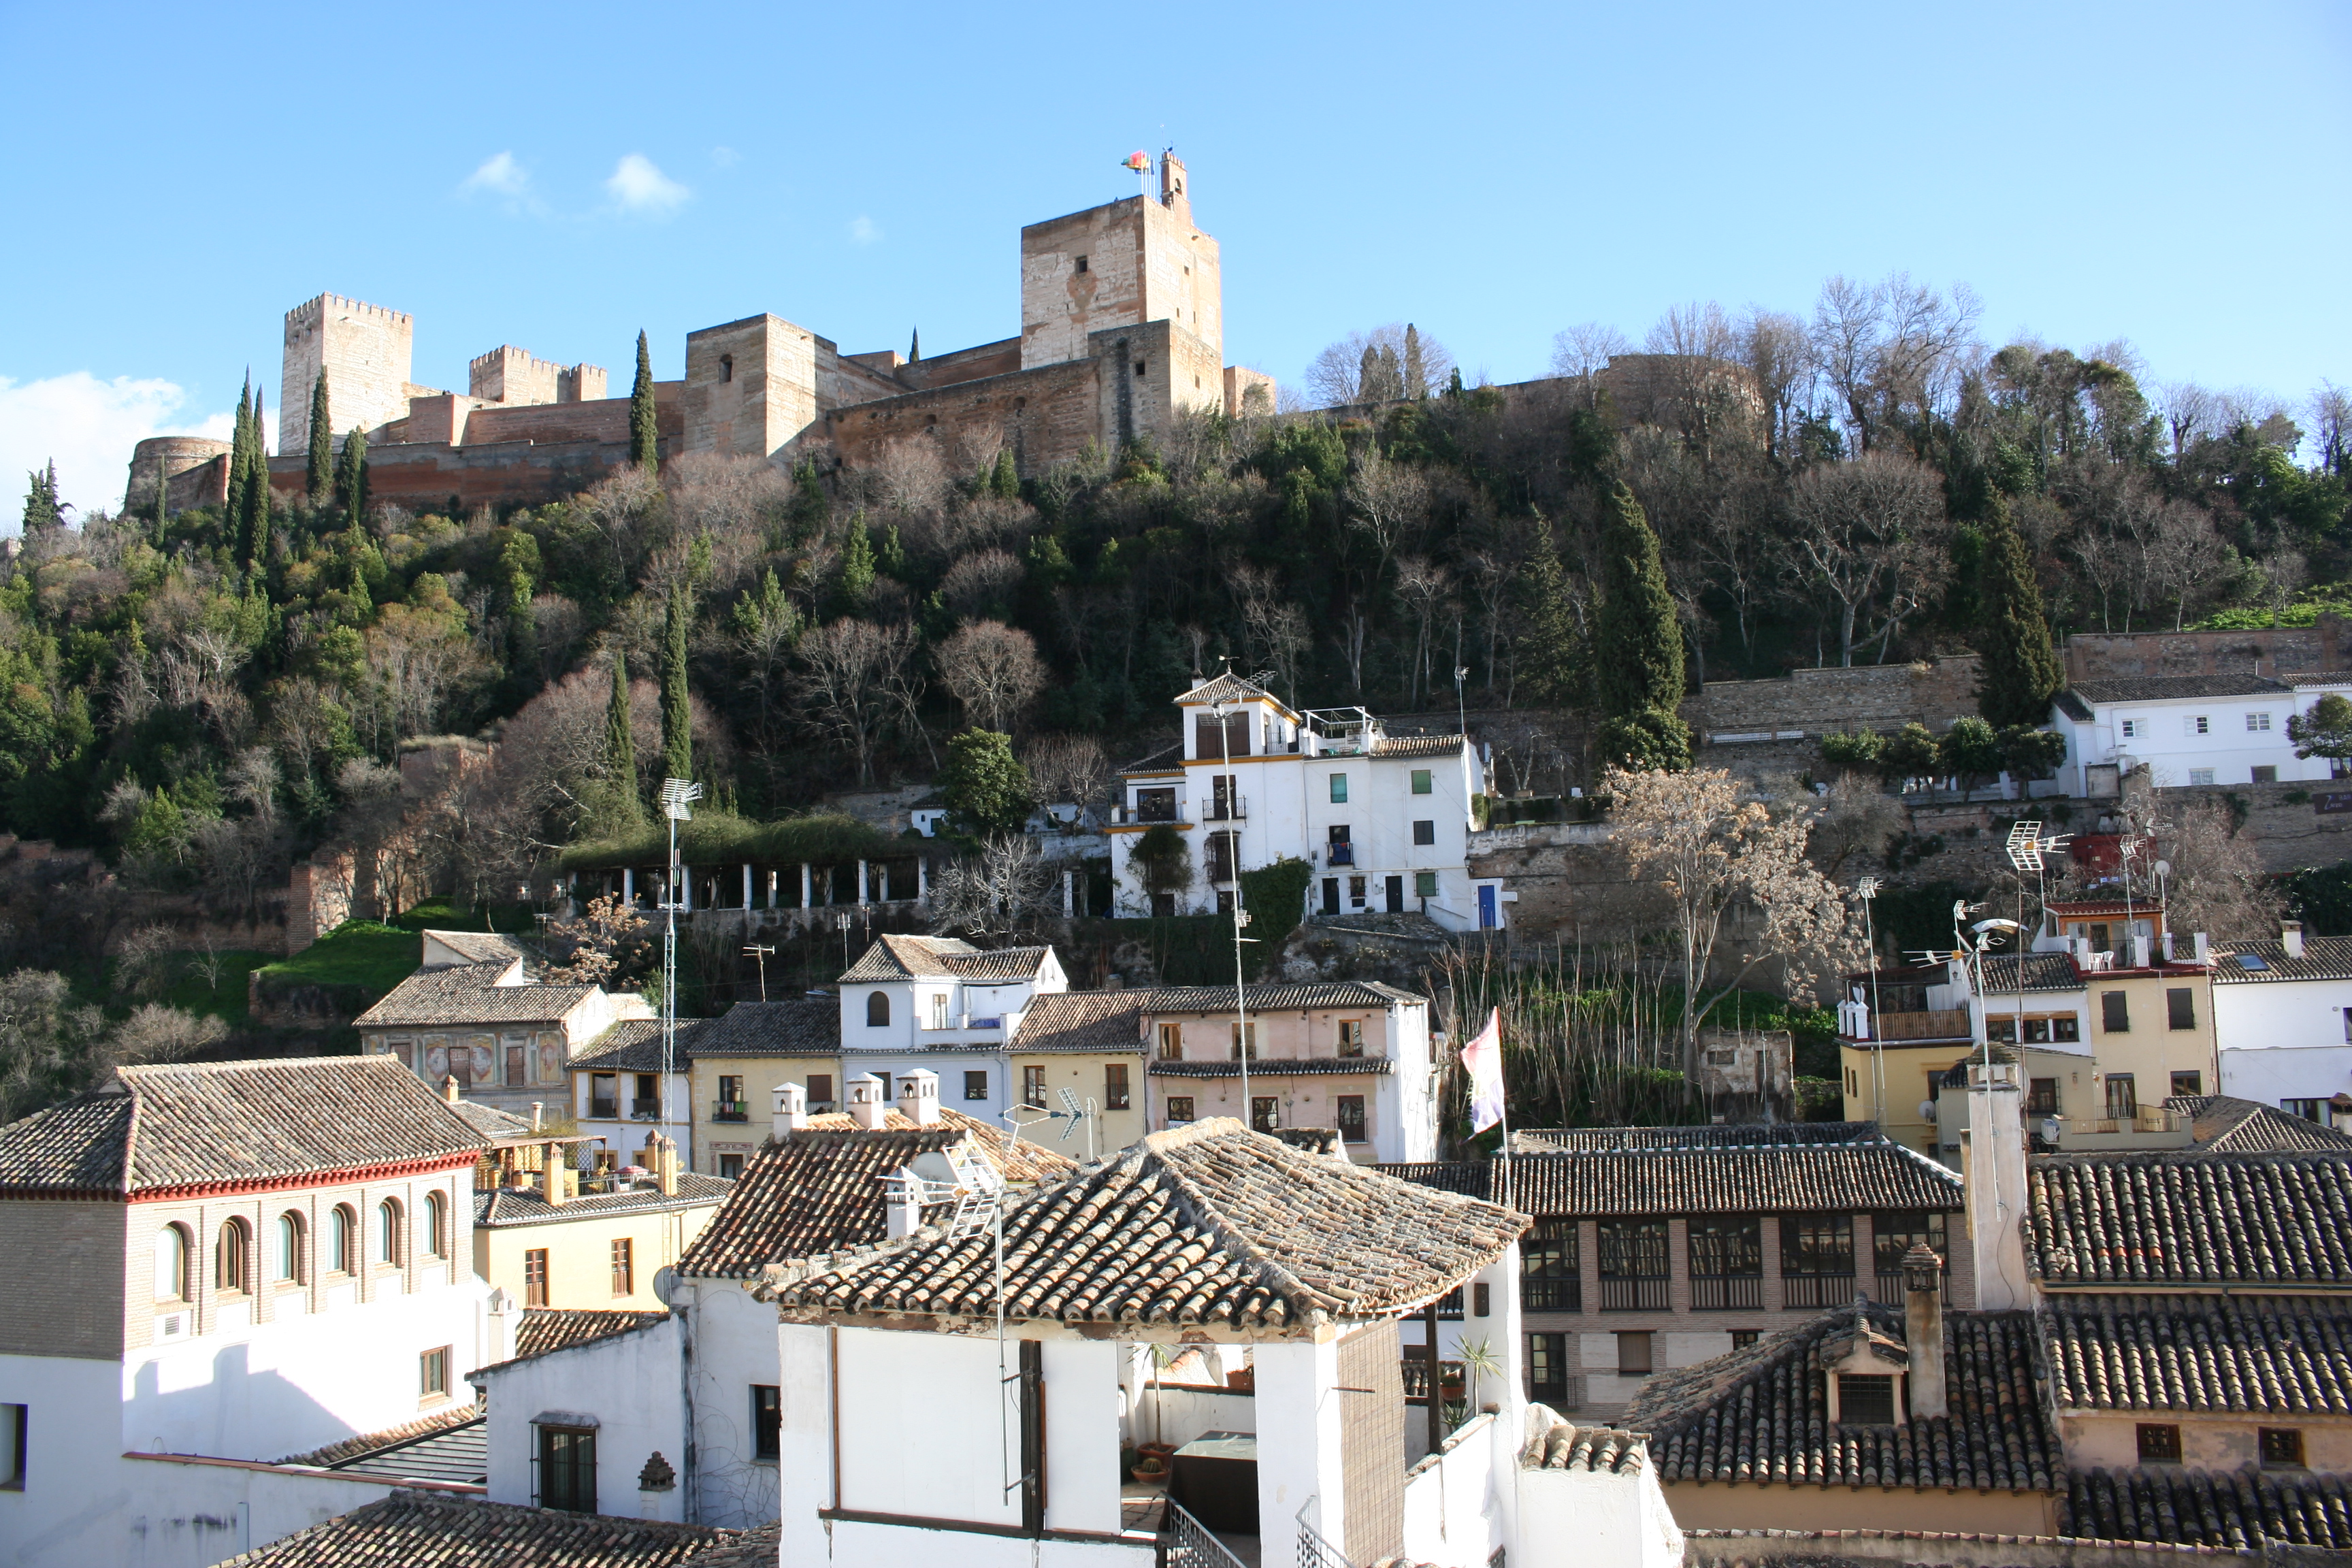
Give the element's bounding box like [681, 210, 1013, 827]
[1784, 449, 1948, 664]
[1740, 308, 1814, 460]
[1305, 324, 1455, 406]
[795, 617, 922, 783]
[1805, 774, 1906, 881]
[2156, 798, 2283, 943]
[1230, 564, 1310, 702]
[2140, 501, 2234, 630]
[1392, 555, 1455, 708]
[1548, 323, 1631, 406]
[1022, 735, 1113, 828]
[543, 895, 656, 990]
[2308, 380, 2351, 476]
[928, 835, 1060, 943]
[936, 619, 1047, 733]
[938, 549, 1026, 619]
[1342, 447, 1429, 587]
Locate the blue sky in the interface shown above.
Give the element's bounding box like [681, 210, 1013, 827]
[3, 0, 2347, 518]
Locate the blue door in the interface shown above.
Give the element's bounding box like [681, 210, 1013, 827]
[1477, 885, 1498, 929]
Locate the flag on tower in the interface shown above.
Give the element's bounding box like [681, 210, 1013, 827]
[1121, 150, 1150, 172]
[1463, 1007, 1505, 1135]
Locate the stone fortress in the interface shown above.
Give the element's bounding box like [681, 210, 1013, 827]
[127, 154, 1275, 514]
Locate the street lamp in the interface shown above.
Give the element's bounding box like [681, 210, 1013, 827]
[657, 777, 702, 1132]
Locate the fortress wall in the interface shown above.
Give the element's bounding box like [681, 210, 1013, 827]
[125, 436, 232, 514]
[1022, 199, 1146, 370]
[2063, 621, 2348, 680]
[463, 396, 636, 448]
[828, 356, 1102, 474]
[892, 337, 1024, 393]
[1684, 656, 1982, 738]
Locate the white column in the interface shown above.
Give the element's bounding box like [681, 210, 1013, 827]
[622, 867, 634, 905]
[858, 859, 870, 907]
[800, 863, 813, 911]
[1965, 1060, 2030, 1309]
[1253, 1337, 1347, 1558]
[767, 868, 777, 910]
[1063, 868, 1075, 918]
[917, 857, 928, 905]
[742, 864, 753, 911]
[1042, 1340, 1122, 1535]
[777, 1322, 836, 1567]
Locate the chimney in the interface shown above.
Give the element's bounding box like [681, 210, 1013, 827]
[885, 1166, 924, 1238]
[655, 1134, 679, 1196]
[897, 1069, 941, 1128]
[2284, 920, 2306, 960]
[846, 1073, 888, 1130]
[1963, 1060, 2031, 1310]
[772, 1081, 808, 1141]
[442, 1075, 461, 1104]
[546, 1159, 572, 1206]
[1902, 1243, 1947, 1418]
[530, 1102, 544, 1132]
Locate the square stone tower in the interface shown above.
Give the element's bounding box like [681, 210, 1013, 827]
[280, 295, 415, 454]
[1019, 154, 1222, 373]
[469, 346, 608, 406]
[681, 314, 820, 459]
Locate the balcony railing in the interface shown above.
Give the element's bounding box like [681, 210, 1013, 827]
[1326, 844, 1356, 866]
[629, 1098, 663, 1120]
[1690, 1274, 1763, 1310]
[1205, 796, 1247, 821]
[1131, 800, 1180, 824]
[1781, 1273, 1857, 1309]
[1865, 1009, 1974, 1043]
[589, 1098, 619, 1119]
[1521, 1277, 1581, 1312]
[712, 1100, 749, 1122]
[1598, 1277, 1669, 1312]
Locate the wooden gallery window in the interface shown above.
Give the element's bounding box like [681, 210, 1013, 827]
[1687, 1216, 1763, 1309]
[1597, 1220, 1668, 1311]
[611, 1238, 634, 1297]
[1520, 1218, 1580, 1311]
[525, 1248, 550, 1307]
[1336, 1095, 1366, 1142]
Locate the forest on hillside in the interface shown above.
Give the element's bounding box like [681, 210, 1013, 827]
[3, 274, 2348, 922]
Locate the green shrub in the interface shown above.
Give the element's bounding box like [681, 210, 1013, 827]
[1820, 729, 1886, 768]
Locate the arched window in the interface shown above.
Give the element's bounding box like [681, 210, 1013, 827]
[377, 1198, 404, 1267]
[154, 1223, 191, 1303]
[215, 1218, 252, 1294]
[276, 1211, 306, 1283]
[866, 990, 890, 1028]
[331, 1205, 357, 1274]
[423, 1192, 446, 1258]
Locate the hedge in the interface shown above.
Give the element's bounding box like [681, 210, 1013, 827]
[557, 811, 904, 872]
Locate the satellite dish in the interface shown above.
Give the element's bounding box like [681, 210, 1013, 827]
[652, 1266, 679, 1306]
[2154, 860, 2172, 878]
[1917, 1100, 1938, 1123]
[2041, 1118, 2063, 1144]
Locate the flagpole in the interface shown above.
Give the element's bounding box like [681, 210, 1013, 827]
[1492, 1008, 1512, 1213]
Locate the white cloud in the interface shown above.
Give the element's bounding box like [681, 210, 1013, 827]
[849, 215, 882, 244]
[605, 154, 690, 217]
[710, 146, 739, 168]
[461, 150, 530, 197]
[0, 373, 233, 527]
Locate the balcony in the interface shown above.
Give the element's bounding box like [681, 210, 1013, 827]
[1520, 1277, 1581, 1313]
[1325, 844, 1356, 867]
[1854, 1008, 1973, 1043]
[1204, 796, 1247, 822]
[1598, 1277, 1668, 1312]
[711, 1100, 749, 1123]
[1130, 798, 1181, 825]
[629, 1098, 663, 1120]
[589, 1097, 619, 1119]
[1690, 1275, 1763, 1311]
[2043, 1107, 2193, 1150]
[1781, 1273, 1857, 1309]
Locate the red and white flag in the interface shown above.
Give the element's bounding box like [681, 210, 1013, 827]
[1462, 1008, 1505, 1135]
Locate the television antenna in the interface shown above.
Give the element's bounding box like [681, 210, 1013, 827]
[742, 943, 775, 1002]
[1045, 1086, 1100, 1161]
[657, 777, 702, 1132]
[1853, 876, 1886, 1128]
[2002, 821, 2068, 1047]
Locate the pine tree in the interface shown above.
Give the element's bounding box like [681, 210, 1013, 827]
[660, 583, 693, 786]
[629, 331, 658, 470]
[306, 372, 333, 502]
[1975, 494, 2065, 728]
[20, 461, 63, 536]
[1404, 324, 1425, 399]
[1514, 545, 1585, 708]
[1592, 480, 1692, 769]
[834, 519, 875, 615]
[990, 448, 1019, 499]
[604, 652, 642, 823]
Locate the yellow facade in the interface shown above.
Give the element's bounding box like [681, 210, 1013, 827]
[1005, 1051, 1146, 1156]
[472, 1199, 718, 1313]
[685, 1054, 820, 1177]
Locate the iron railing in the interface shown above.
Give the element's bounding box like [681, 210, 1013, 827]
[711, 1101, 749, 1122]
[629, 1098, 663, 1119]
[1158, 1499, 1249, 1568]
[1296, 1501, 1352, 1568]
[1326, 844, 1356, 866]
[1690, 1274, 1763, 1310]
[588, 1098, 619, 1119]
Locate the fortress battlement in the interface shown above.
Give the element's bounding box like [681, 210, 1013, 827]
[284, 293, 412, 330]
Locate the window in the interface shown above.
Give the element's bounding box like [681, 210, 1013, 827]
[216, 1218, 251, 1294]
[2261, 1427, 2306, 1468]
[276, 1211, 306, 1283]
[1074, 255, 1088, 273]
[1105, 1063, 1130, 1110]
[2027, 1078, 2059, 1116]
[1412, 819, 1435, 846]
[505, 1043, 527, 1087]
[2136, 1423, 2181, 1462]
[806, 1074, 833, 1107]
[1526, 1333, 1569, 1405]
[1337, 1095, 1365, 1141]
[2187, 715, 2210, 736]
[2189, 768, 2216, 786]
[1326, 823, 1354, 868]
[2105, 1074, 2138, 1120]
[1329, 774, 1348, 804]
[331, 1206, 357, 1274]
[538, 1424, 597, 1512]
[1837, 1373, 1895, 1425]
[2121, 719, 2142, 739]
[1415, 870, 1439, 898]
[1134, 786, 1177, 823]
[1348, 875, 1367, 907]
[929, 993, 949, 1029]
[2170, 1070, 2203, 1098]
[1731, 1330, 1760, 1350]
[1473, 1282, 1490, 1317]
[1521, 1218, 1580, 1311]
[1411, 769, 1433, 795]
[2167, 988, 2197, 1030]
[2051, 1015, 2082, 1042]
[1597, 1220, 1669, 1311]
[1321, 877, 1339, 915]
[421, 1345, 450, 1401]
[377, 1199, 402, 1267]
[156, 1223, 191, 1303]
[1157, 1023, 1182, 1060]
[1196, 713, 1249, 759]
[524, 1248, 550, 1307]
[752, 1386, 781, 1460]
[1023, 1065, 1047, 1107]
[717, 1073, 746, 1119]
[1846, 1066, 1858, 1097]
[1250, 1096, 1278, 1132]
[1231, 1022, 1257, 1060]
[2101, 992, 2130, 1032]
[719, 353, 733, 382]
[1687, 1216, 1763, 1310]
[866, 991, 890, 1028]
[1616, 1331, 1652, 1377]
[717, 1154, 745, 1179]
[2284, 1098, 2328, 1123]
[1166, 1096, 1196, 1125]
[611, 1238, 634, 1296]
[0, 1402, 20, 1490]
[2249, 712, 2274, 732]
[963, 1071, 989, 1101]
[590, 1073, 618, 1118]
[1337, 1019, 1365, 1057]
[2253, 765, 2278, 784]
[423, 1192, 446, 1259]
[1780, 1214, 1855, 1307]
[1205, 830, 1239, 884]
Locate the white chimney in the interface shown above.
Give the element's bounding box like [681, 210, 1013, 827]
[1902, 1243, 1947, 1419]
[2284, 921, 2306, 960]
[1963, 1061, 2031, 1310]
[846, 1073, 888, 1129]
[897, 1069, 941, 1127]
[885, 1166, 924, 1238]
[772, 1081, 807, 1141]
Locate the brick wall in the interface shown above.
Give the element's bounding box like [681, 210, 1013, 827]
[1684, 656, 1982, 738]
[828, 355, 1102, 475]
[683, 314, 821, 460]
[2063, 619, 2349, 680]
[0, 1197, 127, 1358]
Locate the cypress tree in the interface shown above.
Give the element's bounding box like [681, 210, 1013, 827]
[1514, 544, 1586, 709]
[224, 380, 252, 550]
[306, 372, 333, 502]
[242, 389, 271, 566]
[908, 327, 921, 365]
[990, 448, 1019, 499]
[660, 583, 693, 785]
[334, 427, 369, 530]
[150, 452, 169, 537]
[605, 651, 642, 823]
[1592, 480, 1692, 769]
[1358, 344, 1381, 404]
[20, 461, 63, 536]
[1404, 324, 1424, 398]
[1976, 494, 2065, 728]
[629, 331, 658, 470]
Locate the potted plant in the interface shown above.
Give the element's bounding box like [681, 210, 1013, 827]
[1130, 1454, 1168, 1484]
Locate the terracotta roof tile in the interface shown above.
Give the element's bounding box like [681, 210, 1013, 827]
[1135, 980, 1424, 1013]
[770, 1118, 1528, 1330]
[568, 1018, 703, 1072]
[2044, 1293, 2352, 1416]
[209, 1490, 729, 1567]
[473, 1172, 732, 1228]
[2025, 1151, 2352, 1286]
[1522, 1410, 1652, 1475]
[689, 999, 840, 1056]
[1413, 1143, 1963, 1219]
[2209, 937, 2352, 983]
[478, 1308, 670, 1371]
[1629, 1303, 2059, 1494]
[2065, 1468, 2352, 1550]
[2066, 675, 2292, 706]
[0, 1056, 487, 1195]
[1512, 1122, 1889, 1152]
[2166, 1095, 2352, 1153]
[1974, 952, 2087, 993]
[1151, 1057, 1392, 1077]
[421, 930, 532, 968]
[1010, 991, 1147, 1052]
[274, 1401, 485, 1468]
[838, 935, 1052, 982]
[1175, 672, 1275, 706]
[1370, 734, 1469, 759]
[355, 964, 595, 1029]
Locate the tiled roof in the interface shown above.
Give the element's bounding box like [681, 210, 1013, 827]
[2208, 937, 2352, 983]
[674, 1526, 783, 1567]
[770, 1118, 1528, 1331]
[1273, 1127, 1343, 1155]
[2064, 1468, 2352, 1551]
[2065, 675, 2292, 706]
[1009, 990, 1147, 1052]
[1150, 1057, 1392, 1077]
[320, 1419, 486, 1486]
[2166, 1095, 2352, 1153]
[1371, 734, 1469, 758]
[473, 1171, 732, 1228]
[1375, 1161, 1489, 1197]
[1134, 980, 1425, 1013]
[480, 1308, 671, 1371]
[1512, 1122, 1889, 1152]
[354, 963, 594, 1029]
[690, 998, 840, 1056]
[208, 1491, 730, 1567]
[802, 1107, 1076, 1183]
[2025, 1152, 2352, 1286]
[421, 930, 532, 967]
[1974, 952, 2087, 994]
[275, 1401, 483, 1468]
[1493, 1142, 1963, 1218]
[1630, 1303, 2059, 1494]
[2045, 900, 2172, 919]
[1175, 672, 1275, 706]
[568, 1017, 702, 1071]
[1523, 1410, 1650, 1475]
[838, 934, 1051, 982]
[0, 1056, 487, 1196]
[2043, 1293, 2352, 1416]
[444, 1099, 539, 1143]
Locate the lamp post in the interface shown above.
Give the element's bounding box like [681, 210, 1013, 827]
[658, 777, 702, 1135]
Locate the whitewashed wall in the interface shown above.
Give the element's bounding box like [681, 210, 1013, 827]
[476, 1314, 686, 1520]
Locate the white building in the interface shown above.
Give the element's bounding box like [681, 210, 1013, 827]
[2209, 924, 2352, 1117]
[0, 1056, 510, 1568]
[1109, 672, 1509, 931]
[2051, 673, 2352, 794]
